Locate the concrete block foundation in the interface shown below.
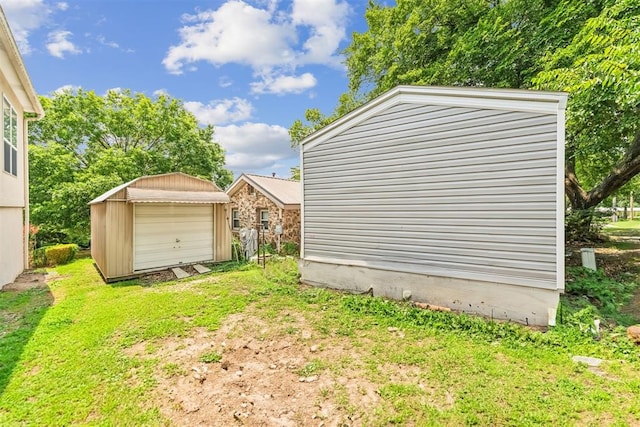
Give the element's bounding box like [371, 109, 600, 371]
[300, 259, 560, 326]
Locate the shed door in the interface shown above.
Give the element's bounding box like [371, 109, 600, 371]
[134, 204, 214, 271]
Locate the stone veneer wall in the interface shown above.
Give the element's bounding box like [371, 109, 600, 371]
[229, 181, 300, 249]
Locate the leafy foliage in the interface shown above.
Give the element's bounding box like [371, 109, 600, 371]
[534, 0, 640, 210]
[564, 266, 637, 326]
[291, 0, 640, 229]
[29, 89, 233, 245]
[280, 241, 299, 257]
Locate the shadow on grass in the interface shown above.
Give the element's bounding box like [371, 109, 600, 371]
[0, 285, 53, 395]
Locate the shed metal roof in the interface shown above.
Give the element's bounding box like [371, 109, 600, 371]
[89, 172, 227, 205]
[126, 188, 229, 204]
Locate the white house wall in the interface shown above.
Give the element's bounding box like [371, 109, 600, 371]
[0, 207, 23, 287]
[301, 87, 566, 325]
[0, 60, 27, 289]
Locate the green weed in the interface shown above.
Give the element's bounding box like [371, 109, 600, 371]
[199, 351, 222, 363]
[298, 359, 325, 377]
[564, 267, 638, 326]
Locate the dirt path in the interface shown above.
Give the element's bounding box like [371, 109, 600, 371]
[2, 270, 58, 291]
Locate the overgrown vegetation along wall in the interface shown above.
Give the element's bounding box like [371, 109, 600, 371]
[229, 181, 300, 248]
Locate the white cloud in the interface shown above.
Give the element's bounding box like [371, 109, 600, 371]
[52, 84, 81, 95]
[46, 30, 81, 58]
[185, 97, 253, 125]
[56, 2, 69, 11]
[251, 72, 317, 95]
[219, 76, 233, 88]
[291, 0, 350, 66]
[97, 35, 119, 49]
[163, 1, 296, 75]
[105, 87, 123, 95]
[2, 0, 52, 54]
[215, 122, 297, 172]
[153, 88, 169, 97]
[163, 0, 350, 94]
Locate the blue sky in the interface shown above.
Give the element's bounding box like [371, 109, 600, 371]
[2, 0, 369, 179]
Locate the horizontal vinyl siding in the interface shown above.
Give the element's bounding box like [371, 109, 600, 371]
[303, 103, 559, 289]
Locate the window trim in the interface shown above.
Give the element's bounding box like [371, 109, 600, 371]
[259, 209, 269, 230]
[232, 209, 240, 229]
[3, 95, 18, 177]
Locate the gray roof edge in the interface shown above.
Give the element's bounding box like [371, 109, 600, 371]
[225, 173, 300, 208]
[300, 85, 568, 148]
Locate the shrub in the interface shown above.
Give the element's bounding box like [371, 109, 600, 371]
[40, 244, 78, 267]
[261, 243, 276, 254]
[565, 208, 608, 243]
[280, 241, 299, 257]
[32, 247, 48, 268]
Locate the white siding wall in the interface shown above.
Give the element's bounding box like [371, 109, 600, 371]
[0, 74, 27, 288]
[0, 207, 23, 287]
[303, 103, 560, 290]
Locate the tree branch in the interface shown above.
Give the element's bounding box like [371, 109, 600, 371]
[580, 128, 640, 208]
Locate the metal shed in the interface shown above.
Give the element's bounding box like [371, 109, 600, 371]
[299, 85, 567, 326]
[89, 172, 232, 281]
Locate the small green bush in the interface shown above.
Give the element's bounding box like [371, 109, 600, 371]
[32, 247, 48, 268]
[43, 244, 78, 266]
[261, 243, 276, 254]
[280, 241, 299, 257]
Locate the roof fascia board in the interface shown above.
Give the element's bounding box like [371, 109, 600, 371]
[226, 174, 288, 209]
[225, 174, 247, 197]
[302, 85, 567, 152]
[302, 87, 402, 152]
[0, 7, 43, 117]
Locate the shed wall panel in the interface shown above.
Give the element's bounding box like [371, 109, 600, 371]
[302, 103, 559, 289]
[105, 202, 133, 278]
[90, 203, 107, 276]
[214, 204, 232, 261]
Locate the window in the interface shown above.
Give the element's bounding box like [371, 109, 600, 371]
[3, 96, 17, 176]
[259, 210, 269, 230]
[248, 185, 255, 195]
[232, 209, 240, 229]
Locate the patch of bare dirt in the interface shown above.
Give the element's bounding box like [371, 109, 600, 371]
[138, 265, 207, 286]
[126, 311, 388, 426]
[2, 270, 59, 291]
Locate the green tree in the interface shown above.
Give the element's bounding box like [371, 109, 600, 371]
[533, 0, 640, 210]
[30, 89, 233, 245]
[291, 0, 640, 236]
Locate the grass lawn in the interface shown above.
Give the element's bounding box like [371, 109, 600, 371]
[1, 257, 639, 426]
[603, 219, 640, 236]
